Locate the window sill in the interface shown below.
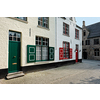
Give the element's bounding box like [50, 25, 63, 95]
[37, 25, 50, 31]
[8, 17, 28, 24]
[35, 60, 55, 64]
[75, 38, 79, 40]
[63, 34, 70, 37]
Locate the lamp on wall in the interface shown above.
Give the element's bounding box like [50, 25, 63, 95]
[79, 50, 81, 52]
[74, 49, 76, 52]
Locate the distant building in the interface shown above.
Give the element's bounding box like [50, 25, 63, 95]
[82, 21, 100, 60]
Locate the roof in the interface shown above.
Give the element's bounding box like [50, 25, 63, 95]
[86, 22, 100, 38]
[76, 25, 82, 29]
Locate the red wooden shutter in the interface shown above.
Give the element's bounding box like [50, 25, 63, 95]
[59, 47, 63, 60]
[70, 48, 72, 59]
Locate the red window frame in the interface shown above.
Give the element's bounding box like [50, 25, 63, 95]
[75, 29, 79, 39]
[63, 42, 70, 59]
[63, 22, 69, 36]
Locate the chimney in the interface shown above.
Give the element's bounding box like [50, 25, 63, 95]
[83, 21, 85, 26]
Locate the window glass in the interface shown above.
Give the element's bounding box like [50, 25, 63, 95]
[36, 46, 41, 60]
[9, 31, 21, 41]
[36, 36, 49, 61]
[94, 49, 99, 56]
[75, 29, 79, 39]
[15, 17, 27, 21]
[63, 42, 69, 59]
[63, 23, 69, 35]
[38, 17, 49, 28]
[94, 39, 99, 45]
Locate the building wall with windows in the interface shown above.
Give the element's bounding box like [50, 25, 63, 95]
[82, 21, 100, 60]
[0, 17, 55, 70]
[55, 17, 82, 62]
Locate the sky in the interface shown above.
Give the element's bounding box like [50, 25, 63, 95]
[75, 17, 100, 27]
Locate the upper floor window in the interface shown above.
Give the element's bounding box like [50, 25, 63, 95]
[38, 17, 49, 28]
[63, 23, 69, 36]
[94, 39, 99, 45]
[75, 29, 79, 39]
[83, 30, 86, 36]
[85, 40, 90, 45]
[15, 17, 27, 21]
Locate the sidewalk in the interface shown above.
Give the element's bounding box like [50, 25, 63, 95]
[0, 60, 100, 84]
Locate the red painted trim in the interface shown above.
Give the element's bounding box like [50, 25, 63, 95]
[63, 22, 69, 36]
[75, 29, 79, 39]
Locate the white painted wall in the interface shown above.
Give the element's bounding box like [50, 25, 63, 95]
[0, 17, 82, 70]
[55, 17, 82, 62]
[0, 17, 55, 69]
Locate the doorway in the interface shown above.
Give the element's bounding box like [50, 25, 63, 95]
[76, 45, 78, 62]
[8, 31, 21, 73]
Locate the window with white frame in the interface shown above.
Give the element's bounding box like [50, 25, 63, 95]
[75, 29, 79, 39]
[9, 31, 21, 41]
[38, 17, 49, 28]
[63, 42, 69, 59]
[36, 36, 49, 61]
[15, 17, 27, 21]
[63, 22, 69, 36]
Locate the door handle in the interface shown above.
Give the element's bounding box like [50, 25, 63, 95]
[13, 56, 16, 58]
[12, 63, 17, 65]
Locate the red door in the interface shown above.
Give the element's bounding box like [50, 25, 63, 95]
[76, 49, 78, 62]
[76, 45, 78, 62]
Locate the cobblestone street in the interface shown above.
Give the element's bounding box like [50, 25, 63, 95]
[1, 60, 100, 84]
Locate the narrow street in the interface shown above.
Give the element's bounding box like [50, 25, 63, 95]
[1, 60, 100, 84]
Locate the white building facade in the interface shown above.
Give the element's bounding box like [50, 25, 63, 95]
[0, 17, 55, 79]
[0, 17, 82, 79]
[55, 17, 82, 63]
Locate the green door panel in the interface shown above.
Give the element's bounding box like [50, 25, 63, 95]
[9, 41, 20, 73]
[27, 45, 36, 63]
[49, 47, 54, 61]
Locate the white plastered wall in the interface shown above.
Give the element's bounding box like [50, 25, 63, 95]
[55, 17, 82, 62]
[0, 17, 55, 69]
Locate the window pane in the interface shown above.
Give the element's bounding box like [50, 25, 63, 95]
[16, 33, 20, 38]
[42, 47, 48, 60]
[17, 38, 20, 41]
[9, 37, 12, 40]
[36, 46, 41, 60]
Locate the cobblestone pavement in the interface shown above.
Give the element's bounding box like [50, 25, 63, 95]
[0, 59, 100, 84]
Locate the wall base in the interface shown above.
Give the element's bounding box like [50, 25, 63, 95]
[0, 59, 82, 79]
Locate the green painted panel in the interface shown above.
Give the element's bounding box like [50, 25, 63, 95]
[49, 47, 54, 61]
[27, 45, 36, 63]
[8, 41, 20, 73]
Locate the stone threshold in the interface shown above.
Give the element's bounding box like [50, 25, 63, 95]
[6, 71, 24, 79]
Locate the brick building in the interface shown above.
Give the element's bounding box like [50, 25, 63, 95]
[82, 21, 100, 60]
